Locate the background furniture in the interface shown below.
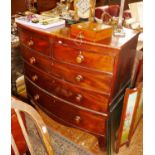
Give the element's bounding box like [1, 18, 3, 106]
[11, 97, 54, 155]
[37, 0, 57, 13]
[17, 22, 139, 154]
[95, 5, 131, 22]
[101, 0, 142, 10]
[11, 0, 27, 14]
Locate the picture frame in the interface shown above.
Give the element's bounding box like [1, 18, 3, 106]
[115, 82, 143, 153]
[128, 83, 143, 142]
[74, 0, 96, 21]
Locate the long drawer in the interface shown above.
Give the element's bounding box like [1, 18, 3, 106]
[53, 43, 115, 73]
[19, 28, 51, 56]
[25, 79, 107, 136]
[24, 63, 109, 113]
[52, 60, 113, 94]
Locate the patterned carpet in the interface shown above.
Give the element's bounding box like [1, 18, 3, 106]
[25, 115, 94, 155]
[28, 106, 143, 155]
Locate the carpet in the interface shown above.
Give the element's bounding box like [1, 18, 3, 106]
[25, 115, 94, 155]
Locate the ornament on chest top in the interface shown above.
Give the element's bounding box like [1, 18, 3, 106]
[74, 0, 96, 22]
[113, 0, 126, 37]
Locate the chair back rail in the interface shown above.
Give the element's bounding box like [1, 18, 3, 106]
[11, 97, 54, 155]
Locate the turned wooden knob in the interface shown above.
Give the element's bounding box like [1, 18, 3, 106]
[78, 33, 84, 39]
[74, 116, 81, 124]
[58, 40, 62, 44]
[34, 94, 39, 101]
[29, 57, 36, 64]
[75, 75, 83, 82]
[76, 54, 84, 64]
[31, 75, 38, 81]
[75, 94, 83, 102]
[27, 40, 34, 46]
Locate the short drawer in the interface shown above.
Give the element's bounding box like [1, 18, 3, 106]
[19, 29, 50, 56]
[24, 64, 109, 113]
[21, 46, 52, 74]
[53, 43, 115, 73]
[52, 60, 113, 94]
[25, 80, 107, 136]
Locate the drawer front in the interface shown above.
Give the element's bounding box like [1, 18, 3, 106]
[53, 43, 115, 73]
[19, 29, 50, 56]
[24, 64, 109, 113]
[25, 79, 107, 136]
[52, 60, 113, 94]
[21, 46, 52, 74]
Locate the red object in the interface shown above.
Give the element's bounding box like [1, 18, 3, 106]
[123, 10, 132, 19]
[95, 5, 132, 21]
[108, 5, 120, 17]
[11, 109, 27, 155]
[95, 5, 109, 19]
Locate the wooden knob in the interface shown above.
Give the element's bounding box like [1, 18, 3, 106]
[76, 54, 84, 64]
[75, 94, 83, 102]
[58, 40, 62, 44]
[29, 57, 36, 64]
[31, 75, 38, 81]
[75, 75, 83, 82]
[34, 94, 39, 101]
[74, 116, 81, 124]
[27, 40, 34, 46]
[78, 33, 84, 39]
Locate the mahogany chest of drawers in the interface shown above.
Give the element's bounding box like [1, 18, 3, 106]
[17, 23, 139, 154]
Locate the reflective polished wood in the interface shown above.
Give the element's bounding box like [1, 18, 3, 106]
[17, 23, 139, 153]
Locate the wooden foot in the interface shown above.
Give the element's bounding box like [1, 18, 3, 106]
[98, 136, 106, 151]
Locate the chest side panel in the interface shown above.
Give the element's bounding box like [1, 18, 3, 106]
[110, 35, 139, 104]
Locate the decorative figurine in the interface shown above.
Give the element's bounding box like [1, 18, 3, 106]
[74, 0, 96, 21]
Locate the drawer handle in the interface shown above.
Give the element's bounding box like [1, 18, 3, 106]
[34, 94, 39, 101]
[58, 40, 62, 44]
[75, 75, 83, 82]
[76, 54, 84, 64]
[75, 94, 83, 102]
[27, 40, 34, 46]
[31, 75, 38, 81]
[74, 116, 81, 124]
[29, 57, 36, 64]
[57, 40, 68, 46]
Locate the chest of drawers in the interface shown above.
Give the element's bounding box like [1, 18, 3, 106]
[17, 23, 139, 154]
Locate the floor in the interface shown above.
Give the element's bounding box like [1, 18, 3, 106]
[36, 106, 143, 155]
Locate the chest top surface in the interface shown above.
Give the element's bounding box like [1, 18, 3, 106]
[17, 23, 139, 50]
